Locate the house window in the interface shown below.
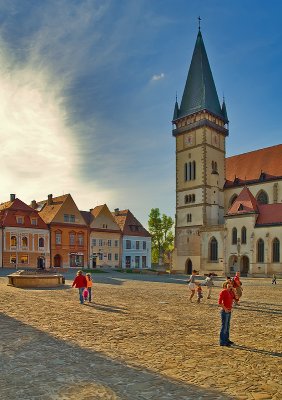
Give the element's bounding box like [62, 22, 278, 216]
[126, 256, 131, 268]
[78, 234, 84, 246]
[102, 224, 107, 229]
[99, 253, 103, 261]
[257, 239, 264, 263]
[126, 240, 131, 249]
[98, 239, 103, 247]
[55, 232, 62, 245]
[241, 227, 247, 244]
[210, 237, 218, 261]
[256, 190, 268, 205]
[143, 241, 146, 250]
[92, 238, 96, 247]
[69, 233, 75, 246]
[108, 240, 112, 247]
[10, 255, 16, 264]
[20, 255, 28, 264]
[70, 215, 75, 223]
[31, 218, 37, 226]
[108, 253, 112, 261]
[64, 214, 69, 222]
[272, 238, 280, 263]
[115, 240, 119, 247]
[39, 237, 44, 248]
[135, 256, 140, 268]
[142, 256, 146, 268]
[136, 241, 140, 250]
[232, 228, 237, 245]
[11, 236, 17, 247]
[17, 216, 23, 224]
[115, 253, 119, 261]
[22, 237, 28, 247]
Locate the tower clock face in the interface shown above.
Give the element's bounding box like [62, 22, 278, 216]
[184, 134, 193, 146]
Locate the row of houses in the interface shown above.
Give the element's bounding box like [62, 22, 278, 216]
[0, 193, 151, 269]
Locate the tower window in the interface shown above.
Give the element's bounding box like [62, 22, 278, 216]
[232, 228, 237, 245]
[184, 161, 196, 181]
[241, 227, 247, 244]
[187, 214, 192, 223]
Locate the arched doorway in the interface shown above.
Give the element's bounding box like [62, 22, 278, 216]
[241, 256, 249, 275]
[185, 258, 192, 275]
[54, 254, 61, 268]
[37, 256, 45, 269]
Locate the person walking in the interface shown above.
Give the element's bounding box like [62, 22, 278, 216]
[86, 273, 93, 302]
[205, 273, 214, 299]
[233, 271, 243, 305]
[218, 281, 237, 346]
[72, 270, 87, 304]
[272, 274, 277, 285]
[187, 269, 198, 302]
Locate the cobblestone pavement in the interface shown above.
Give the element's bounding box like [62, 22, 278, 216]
[0, 272, 281, 399]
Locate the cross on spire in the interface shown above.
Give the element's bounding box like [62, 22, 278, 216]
[198, 16, 201, 31]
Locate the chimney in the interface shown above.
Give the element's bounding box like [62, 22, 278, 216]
[114, 208, 119, 214]
[47, 194, 53, 205]
[10, 194, 16, 201]
[31, 200, 37, 209]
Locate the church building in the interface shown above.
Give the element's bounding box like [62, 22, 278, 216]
[172, 27, 282, 277]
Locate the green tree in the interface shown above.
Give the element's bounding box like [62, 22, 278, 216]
[148, 208, 174, 265]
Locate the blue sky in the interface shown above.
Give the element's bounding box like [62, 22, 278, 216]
[0, 0, 281, 227]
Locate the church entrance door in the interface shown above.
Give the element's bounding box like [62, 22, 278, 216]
[185, 259, 192, 275]
[241, 256, 249, 275]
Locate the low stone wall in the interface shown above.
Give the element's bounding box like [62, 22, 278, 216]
[8, 272, 65, 288]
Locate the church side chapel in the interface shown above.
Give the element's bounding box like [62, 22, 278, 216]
[172, 24, 282, 277]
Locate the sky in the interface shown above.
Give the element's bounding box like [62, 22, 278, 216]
[0, 0, 282, 228]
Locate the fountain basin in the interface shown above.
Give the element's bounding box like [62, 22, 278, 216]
[8, 270, 65, 288]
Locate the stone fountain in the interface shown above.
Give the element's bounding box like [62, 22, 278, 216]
[8, 269, 65, 288]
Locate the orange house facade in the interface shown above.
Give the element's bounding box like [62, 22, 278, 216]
[35, 194, 88, 268]
[0, 195, 50, 268]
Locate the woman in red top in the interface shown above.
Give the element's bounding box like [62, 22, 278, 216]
[72, 270, 87, 304]
[218, 281, 237, 346]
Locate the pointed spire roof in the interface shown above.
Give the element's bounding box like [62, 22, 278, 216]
[177, 30, 224, 120]
[221, 98, 229, 124]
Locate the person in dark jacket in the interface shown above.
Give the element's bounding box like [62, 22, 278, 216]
[72, 270, 87, 304]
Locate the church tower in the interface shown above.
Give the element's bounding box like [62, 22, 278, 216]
[172, 27, 229, 273]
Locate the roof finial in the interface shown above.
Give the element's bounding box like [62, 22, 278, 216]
[198, 16, 201, 31]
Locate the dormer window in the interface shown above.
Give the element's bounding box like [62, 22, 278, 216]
[17, 216, 24, 224]
[31, 218, 37, 226]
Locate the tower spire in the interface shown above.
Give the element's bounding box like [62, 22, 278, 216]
[177, 28, 224, 121]
[198, 16, 201, 31]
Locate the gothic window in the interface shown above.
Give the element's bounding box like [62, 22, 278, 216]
[185, 195, 188, 204]
[11, 236, 17, 247]
[211, 161, 218, 172]
[185, 162, 196, 181]
[192, 161, 196, 179]
[256, 190, 268, 205]
[187, 214, 192, 223]
[229, 194, 238, 207]
[22, 237, 28, 247]
[232, 228, 237, 245]
[257, 239, 264, 263]
[184, 163, 188, 181]
[210, 237, 218, 261]
[192, 194, 195, 202]
[272, 238, 280, 263]
[241, 227, 247, 244]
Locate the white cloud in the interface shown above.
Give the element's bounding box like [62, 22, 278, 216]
[151, 72, 165, 81]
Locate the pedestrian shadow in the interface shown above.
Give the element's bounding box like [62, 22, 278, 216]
[0, 313, 234, 400]
[84, 302, 129, 314]
[233, 344, 282, 358]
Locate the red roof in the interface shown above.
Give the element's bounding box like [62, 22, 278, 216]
[256, 204, 282, 225]
[227, 186, 258, 215]
[226, 144, 282, 182]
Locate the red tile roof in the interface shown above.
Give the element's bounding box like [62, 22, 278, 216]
[256, 204, 282, 225]
[226, 144, 282, 182]
[227, 186, 258, 215]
